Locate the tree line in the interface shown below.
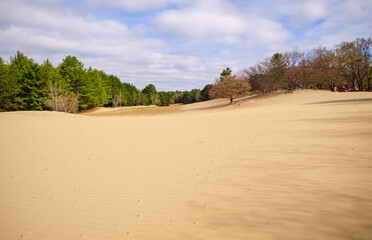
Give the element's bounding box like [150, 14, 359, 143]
[0, 52, 210, 112]
[207, 37, 371, 104]
[1, 37, 370, 111]
[243, 37, 372, 92]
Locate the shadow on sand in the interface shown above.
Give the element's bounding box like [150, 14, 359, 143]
[306, 98, 372, 105]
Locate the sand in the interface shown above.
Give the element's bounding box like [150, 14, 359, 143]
[0, 90, 371, 240]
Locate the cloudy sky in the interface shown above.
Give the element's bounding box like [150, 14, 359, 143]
[1, 0, 371, 90]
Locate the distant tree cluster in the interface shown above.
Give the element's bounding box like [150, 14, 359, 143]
[207, 37, 371, 103]
[244, 37, 372, 92]
[0, 52, 209, 112]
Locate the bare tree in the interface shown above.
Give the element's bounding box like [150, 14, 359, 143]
[59, 92, 79, 113]
[283, 48, 304, 67]
[209, 75, 251, 103]
[45, 80, 64, 111]
[335, 39, 372, 90]
[283, 49, 305, 89]
[307, 47, 338, 89]
[297, 58, 314, 89]
[149, 92, 160, 105]
[354, 38, 372, 90]
[244, 61, 269, 91]
[45, 80, 79, 113]
[245, 57, 283, 92]
[112, 93, 121, 107]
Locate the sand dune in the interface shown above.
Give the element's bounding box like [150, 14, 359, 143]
[0, 90, 372, 240]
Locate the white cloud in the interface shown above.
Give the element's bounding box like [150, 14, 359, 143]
[153, 10, 245, 39]
[283, 0, 372, 50]
[153, 0, 246, 38]
[150, 0, 291, 73]
[85, 0, 188, 12]
[152, 0, 290, 42]
[302, 0, 328, 21]
[0, 0, 218, 90]
[0, 0, 370, 90]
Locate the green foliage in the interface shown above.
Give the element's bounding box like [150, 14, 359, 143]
[0, 57, 19, 111]
[59, 55, 85, 94]
[157, 91, 173, 106]
[220, 67, 232, 80]
[121, 90, 133, 106]
[181, 91, 191, 104]
[142, 84, 158, 105]
[133, 91, 148, 106]
[142, 84, 156, 96]
[9, 52, 45, 110]
[122, 82, 138, 94]
[108, 74, 122, 106]
[39, 60, 67, 111]
[201, 84, 212, 101]
[39, 60, 61, 86]
[189, 89, 202, 103]
[0, 52, 210, 112]
[79, 68, 110, 110]
[270, 53, 286, 89]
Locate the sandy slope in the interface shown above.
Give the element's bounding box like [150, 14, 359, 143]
[0, 90, 371, 240]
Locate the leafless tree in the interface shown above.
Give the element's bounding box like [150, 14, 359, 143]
[245, 58, 283, 92]
[150, 92, 160, 105]
[283, 49, 305, 89]
[45, 80, 79, 113]
[306, 47, 338, 89]
[112, 93, 121, 107]
[45, 80, 64, 111]
[59, 92, 79, 113]
[354, 38, 372, 90]
[335, 38, 372, 90]
[244, 61, 269, 91]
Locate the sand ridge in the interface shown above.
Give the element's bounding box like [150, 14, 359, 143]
[0, 90, 372, 240]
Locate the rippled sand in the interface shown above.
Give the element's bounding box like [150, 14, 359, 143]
[0, 90, 371, 240]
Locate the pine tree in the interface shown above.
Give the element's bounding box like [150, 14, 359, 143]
[9, 52, 45, 110]
[0, 57, 19, 111]
[79, 68, 110, 110]
[59, 56, 85, 95]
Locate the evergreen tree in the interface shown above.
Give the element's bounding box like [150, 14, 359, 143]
[108, 75, 122, 106]
[220, 67, 232, 80]
[59, 56, 85, 95]
[201, 84, 212, 101]
[157, 92, 172, 106]
[189, 89, 201, 103]
[9, 52, 45, 110]
[38, 60, 61, 85]
[121, 90, 133, 106]
[0, 57, 19, 111]
[122, 82, 138, 106]
[269, 53, 286, 91]
[79, 67, 110, 110]
[142, 84, 158, 105]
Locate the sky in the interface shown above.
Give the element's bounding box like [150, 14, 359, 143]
[0, 0, 371, 91]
